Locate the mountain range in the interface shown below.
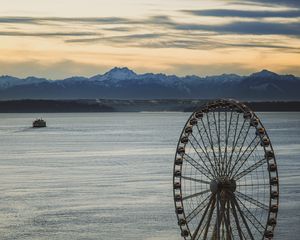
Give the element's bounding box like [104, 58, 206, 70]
[0, 67, 299, 100]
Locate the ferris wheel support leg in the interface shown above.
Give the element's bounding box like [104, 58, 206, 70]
[216, 192, 221, 240]
[226, 201, 234, 240]
[222, 201, 232, 240]
[211, 192, 221, 240]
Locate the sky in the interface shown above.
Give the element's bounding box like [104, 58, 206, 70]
[0, 0, 299, 78]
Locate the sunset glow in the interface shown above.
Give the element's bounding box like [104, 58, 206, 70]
[0, 0, 299, 78]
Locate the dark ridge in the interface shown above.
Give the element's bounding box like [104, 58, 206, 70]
[0, 99, 114, 113]
[246, 101, 300, 112]
[0, 99, 299, 112]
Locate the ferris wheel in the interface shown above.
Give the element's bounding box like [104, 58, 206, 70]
[173, 99, 279, 240]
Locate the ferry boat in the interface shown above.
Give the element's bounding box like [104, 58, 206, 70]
[32, 118, 46, 128]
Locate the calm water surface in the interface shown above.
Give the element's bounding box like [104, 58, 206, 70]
[0, 112, 299, 239]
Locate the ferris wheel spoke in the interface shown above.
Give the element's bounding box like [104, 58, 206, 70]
[211, 216, 218, 239]
[223, 111, 234, 176]
[231, 194, 255, 240]
[228, 120, 250, 174]
[220, 110, 228, 176]
[234, 123, 251, 159]
[235, 191, 269, 211]
[181, 175, 210, 184]
[200, 118, 219, 175]
[206, 113, 221, 175]
[190, 133, 218, 178]
[218, 111, 226, 176]
[183, 154, 214, 180]
[228, 124, 251, 176]
[203, 195, 216, 239]
[228, 136, 259, 176]
[230, 137, 261, 178]
[196, 218, 211, 240]
[234, 157, 267, 181]
[231, 116, 246, 157]
[219, 110, 226, 176]
[192, 195, 215, 240]
[235, 196, 265, 234]
[189, 140, 216, 178]
[199, 119, 214, 153]
[194, 126, 219, 178]
[212, 111, 222, 175]
[195, 222, 206, 240]
[225, 114, 241, 175]
[230, 198, 244, 240]
[238, 135, 260, 162]
[186, 194, 211, 223]
[195, 125, 215, 163]
[182, 189, 211, 201]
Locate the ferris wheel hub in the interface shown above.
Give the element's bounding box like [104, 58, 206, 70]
[210, 177, 237, 194]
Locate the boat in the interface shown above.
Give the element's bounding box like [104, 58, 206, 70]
[32, 118, 46, 128]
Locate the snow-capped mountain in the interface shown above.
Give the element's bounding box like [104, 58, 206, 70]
[0, 76, 48, 89]
[90, 67, 137, 82]
[0, 68, 299, 100]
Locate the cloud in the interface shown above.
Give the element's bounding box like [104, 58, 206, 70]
[131, 39, 215, 50]
[65, 33, 163, 44]
[103, 27, 133, 32]
[64, 31, 222, 49]
[144, 15, 176, 26]
[226, 43, 300, 52]
[1, 14, 299, 52]
[108, 33, 163, 40]
[176, 21, 300, 37]
[65, 32, 299, 53]
[0, 17, 40, 24]
[1, 15, 300, 40]
[0, 31, 99, 37]
[236, 0, 300, 7]
[184, 9, 300, 18]
[0, 16, 133, 25]
[0, 15, 178, 28]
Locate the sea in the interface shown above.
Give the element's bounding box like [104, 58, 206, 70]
[0, 112, 299, 240]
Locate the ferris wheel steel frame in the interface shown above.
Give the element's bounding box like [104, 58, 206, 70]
[173, 99, 279, 240]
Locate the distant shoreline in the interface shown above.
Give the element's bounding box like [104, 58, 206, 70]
[0, 99, 300, 113]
